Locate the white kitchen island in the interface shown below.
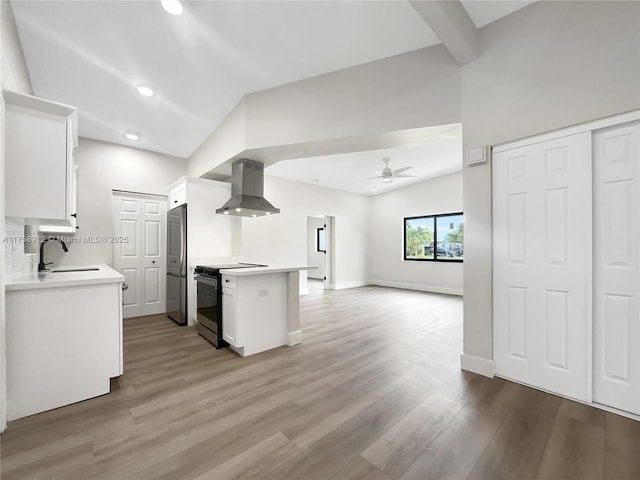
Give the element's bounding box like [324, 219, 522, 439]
[219, 265, 315, 357]
[5, 265, 124, 420]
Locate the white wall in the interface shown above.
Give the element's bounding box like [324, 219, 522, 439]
[241, 175, 370, 291]
[369, 172, 463, 295]
[1, 0, 31, 95]
[44, 138, 187, 268]
[188, 45, 461, 177]
[188, 98, 246, 180]
[1, 0, 33, 433]
[306, 216, 325, 280]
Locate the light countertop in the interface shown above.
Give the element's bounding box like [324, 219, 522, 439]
[5, 264, 124, 291]
[220, 265, 317, 276]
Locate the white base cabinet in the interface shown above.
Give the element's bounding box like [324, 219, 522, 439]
[6, 283, 122, 421]
[222, 273, 287, 357]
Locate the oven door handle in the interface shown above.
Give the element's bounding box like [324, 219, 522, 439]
[195, 274, 218, 288]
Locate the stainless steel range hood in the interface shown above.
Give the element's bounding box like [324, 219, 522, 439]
[216, 159, 280, 217]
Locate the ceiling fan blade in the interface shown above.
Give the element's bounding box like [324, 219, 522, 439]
[363, 175, 384, 180]
[392, 166, 413, 175]
[395, 174, 417, 178]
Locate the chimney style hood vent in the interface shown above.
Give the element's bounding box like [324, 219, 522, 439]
[216, 159, 280, 217]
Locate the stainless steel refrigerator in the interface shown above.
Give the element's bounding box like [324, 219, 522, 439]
[166, 204, 187, 325]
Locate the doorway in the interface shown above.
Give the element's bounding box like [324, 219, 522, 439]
[306, 215, 334, 290]
[112, 191, 167, 318]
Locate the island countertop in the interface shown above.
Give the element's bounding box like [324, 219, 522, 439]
[5, 264, 124, 291]
[219, 264, 317, 276]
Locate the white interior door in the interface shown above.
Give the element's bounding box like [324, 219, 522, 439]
[141, 198, 167, 315]
[112, 195, 142, 318]
[493, 132, 591, 402]
[593, 122, 640, 415]
[112, 193, 167, 318]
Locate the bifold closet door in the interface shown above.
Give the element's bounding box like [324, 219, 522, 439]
[112, 193, 167, 318]
[493, 132, 591, 402]
[593, 122, 640, 415]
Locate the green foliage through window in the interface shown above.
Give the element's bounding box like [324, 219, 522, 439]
[404, 213, 463, 262]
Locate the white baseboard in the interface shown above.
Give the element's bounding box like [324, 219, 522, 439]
[299, 287, 309, 296]
[288, 330, 302, 346]
[368, 279, 463, 296]
[333, 281, 368, 290]
[460, 353, 495, 378]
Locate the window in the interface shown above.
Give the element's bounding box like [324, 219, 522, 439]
[316, 227, 325, 253]
[404, 212, 463, 262]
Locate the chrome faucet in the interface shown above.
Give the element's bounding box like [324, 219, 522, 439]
[38, 237, 69, 273]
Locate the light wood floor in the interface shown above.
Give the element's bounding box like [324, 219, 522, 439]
[1, 286, 639, 479]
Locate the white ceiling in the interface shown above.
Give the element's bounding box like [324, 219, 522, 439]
[461, 0, 537, 28]
[266, 124, 462, 196]
[11, 0, 439, 158]
[11, 1, 535, 160]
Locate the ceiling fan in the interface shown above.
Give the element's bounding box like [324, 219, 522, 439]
[367, 157, 416, 183]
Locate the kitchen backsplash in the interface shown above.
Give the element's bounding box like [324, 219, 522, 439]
[4, 219, 37, 276]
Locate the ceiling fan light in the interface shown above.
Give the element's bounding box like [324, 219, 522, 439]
[383, 177, 393, 183]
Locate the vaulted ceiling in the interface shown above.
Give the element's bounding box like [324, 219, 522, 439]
[11, 0, 535, 160]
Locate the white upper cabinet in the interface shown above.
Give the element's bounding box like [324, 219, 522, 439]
[3, 91, 78, 226]
[168, 183, 186, 208]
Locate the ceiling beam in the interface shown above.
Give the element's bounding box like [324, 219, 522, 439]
[409, 0, 480, 65]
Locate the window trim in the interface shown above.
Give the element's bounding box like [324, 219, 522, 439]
[316, 227, 326, 253]
[403, 212, 464, 263]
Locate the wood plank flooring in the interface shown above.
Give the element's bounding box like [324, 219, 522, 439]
[2, 285, 639, 479]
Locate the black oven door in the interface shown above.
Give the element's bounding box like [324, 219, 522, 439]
[196, 275, 219, 335]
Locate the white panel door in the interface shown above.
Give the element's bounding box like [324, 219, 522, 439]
[141, 199, 167, 315]
[112, 193, 167, 318]
[493, 132, 591, 401]
[593, 122, 640, 415]
[112, 196, 142, 318]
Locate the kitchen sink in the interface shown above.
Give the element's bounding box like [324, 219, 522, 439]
[50, 268, 100, 273]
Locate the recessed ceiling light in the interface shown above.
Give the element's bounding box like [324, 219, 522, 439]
[371, 186, 378, 192]
[265, 212, 271, 216]
[136, 85, 155, 97]
[161, 0, 183, 15]
[124, 131, 140, 141]
[252, 214, 257, 218]
[223, 211, 229, 215]
[235, 208, 242, 212]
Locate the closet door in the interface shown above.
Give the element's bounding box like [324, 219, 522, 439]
[493, 132, 591, 401]
[593, 122, 640, 415]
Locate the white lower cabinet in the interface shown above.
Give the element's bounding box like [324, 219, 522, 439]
[493, 113, 640, 417]
[6, 282, 123, 421]
[222, 286, 239, 346]
[221, 273, 287, 357]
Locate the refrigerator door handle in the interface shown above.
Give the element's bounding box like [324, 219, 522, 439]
[180, 206, 187, 276]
